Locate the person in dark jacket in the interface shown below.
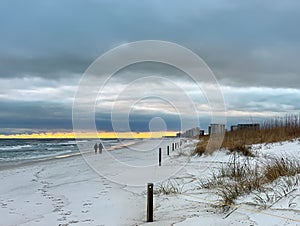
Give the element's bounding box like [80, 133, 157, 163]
[94, 143, 98, 154]
[98, 142, 103, 154]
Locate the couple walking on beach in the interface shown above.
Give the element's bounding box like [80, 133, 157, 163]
[94, 143, 103, 154]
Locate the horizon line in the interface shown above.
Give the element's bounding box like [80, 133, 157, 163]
[0, 131, 178, 139]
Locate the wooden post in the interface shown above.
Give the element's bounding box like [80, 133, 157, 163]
[167, 146, 169, 156]
[147, 183, 154, 222]
[159, 148, 161, 166]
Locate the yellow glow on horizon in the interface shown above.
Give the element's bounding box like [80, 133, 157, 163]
[0, 131, 178, 139]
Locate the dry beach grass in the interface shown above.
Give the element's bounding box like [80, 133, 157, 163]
[195, 114, 300, 208]
[198, 154, 300, 207]
[195, 114, 300, 156]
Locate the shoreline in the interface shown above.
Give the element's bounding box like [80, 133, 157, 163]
[0, 146, 146, 226]
[0, 151, 83, 172]
[0, 138, 182, 226]
[0, 138, 150, 172]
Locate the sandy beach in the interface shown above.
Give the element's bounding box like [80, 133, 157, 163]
[1, 139, 300, 226]
[0, 152, 145, 226]
[0, 138, 187, 226]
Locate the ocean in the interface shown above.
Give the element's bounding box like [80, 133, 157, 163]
[0, 138, 122, 163]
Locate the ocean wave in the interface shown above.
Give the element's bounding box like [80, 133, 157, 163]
[0, 139, 138, 164]
[0, 149, 77, 162]
[0, 144, 34, 151]
[41, 140, 89, 146]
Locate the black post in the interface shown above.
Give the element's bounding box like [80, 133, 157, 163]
[147, 183, 154, 222]
[167, 146, 169, 156]
[172, 143, 174, 151]
[159, 148, 162, 166]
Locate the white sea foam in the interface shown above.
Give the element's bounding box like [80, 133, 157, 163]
[0, 144, 33, 151]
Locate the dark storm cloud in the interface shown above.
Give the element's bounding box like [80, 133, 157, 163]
[0, 54, 91, 79]
[95, 113, 182, 132]
[0, 0, 189, 79]
[0, 99, 184, 132]
[0, 101, 72, 129]
[1, 0, 299, 87]
[1, 0, 300, 133]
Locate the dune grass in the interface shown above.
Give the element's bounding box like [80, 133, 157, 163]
[195, 115, 300, 208]
[264, 156, 300, 183]
[195, 114, 300, 156]
[198, 154, 300, 207]
[155, 179, 185, 195]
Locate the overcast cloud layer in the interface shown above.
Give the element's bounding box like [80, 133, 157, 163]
[1, 0, 300, 134]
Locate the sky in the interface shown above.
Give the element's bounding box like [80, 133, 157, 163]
[1, 0, 300, 137]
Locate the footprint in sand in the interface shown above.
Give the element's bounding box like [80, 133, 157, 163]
[53, 206, 64, 213]
[83, 201, 92, 207]
[57, 216, 67, 221]
[54, 198, 64, 205]
[81, 219, 94, 222]
[1, 202, 8, 208]
[99, 190, 108, 195]
[61, 211, 72, 216]
[81, 201, 93, 213]
[9, 208, 17, 214]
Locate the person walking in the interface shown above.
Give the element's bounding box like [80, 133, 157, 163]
[98, 142, 103, 154]
[94, 143, 98, 154]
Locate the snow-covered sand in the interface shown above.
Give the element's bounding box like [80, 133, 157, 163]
[142, 141, 300, 226]
[1, 139, 300, 226]
[0, 153, 146, 226]
[0, 138, 187, 226]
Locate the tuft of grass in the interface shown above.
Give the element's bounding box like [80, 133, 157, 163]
[194, 135, 224, 156]
[228, 144, 254, 157]
[155, 179, 185, 195]
[194, 136, 209, 156]
[198, 154, 300, 208]
[263, 156, 300, 183]
[253, 175, 300, 208]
